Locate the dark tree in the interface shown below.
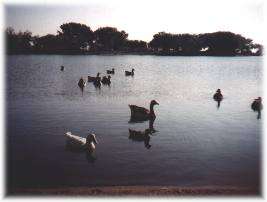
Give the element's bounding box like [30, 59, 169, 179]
[6, 27, 34, 53]
[175, 34, 200, 55]
[93, 27, 128, 51]
[5, 23, 262, 56]
[58, 22, 94, 51]
[124, 40, 148, 52]
[149, 32, 177, 53]
[198, 32, 253, 56]
[34, 34, 65, 52]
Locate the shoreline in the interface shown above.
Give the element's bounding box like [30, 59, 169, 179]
[9, 186, 260, 196]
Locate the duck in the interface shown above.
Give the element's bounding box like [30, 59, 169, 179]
[88, 73, 100, 82]
[125, 68, 135, 76]
[129, 100, 159, 122]
[78, 77, 86, 89]
[128, 128, 152, 149]
[213, 89, 223, 101]
[93, 77, 101, 88]
[251, 97, 263, 111]
[65, 132, 98, 152]
[60, 65, 64, 71]
[101, 75, 111, 85]
[107, 68, 115, 74]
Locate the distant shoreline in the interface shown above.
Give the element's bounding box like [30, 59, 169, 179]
[6, 51, 262, 57]
[9, 185, 260, 196]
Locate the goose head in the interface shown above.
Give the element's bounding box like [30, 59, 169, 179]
[150, 100, 159, 106]
[86, 133, 98, 145]
[132, 68, 135, 73]
[97, 72, 100, 77]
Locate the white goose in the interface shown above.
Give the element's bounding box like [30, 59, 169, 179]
[65, 132, 98, 152]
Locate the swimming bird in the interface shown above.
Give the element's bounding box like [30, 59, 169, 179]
[78, 77, 86, 89]
[93, 77, 101, 88]
[88, 73, 100, 82]
[107, 68, 115, 74]
[65, 132, 98, 152]
[60, 66, 64, 71]
[213, 89, 223, 101]
[101, 75, 111, 85]
[129, 100, 159, 122]
[251, 97, 263, 111]
[125, 68, 135, 76]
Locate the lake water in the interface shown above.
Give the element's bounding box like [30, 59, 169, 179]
[7, 55, 262, 191]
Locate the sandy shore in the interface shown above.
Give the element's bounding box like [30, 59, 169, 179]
[10, 186, 260, 196]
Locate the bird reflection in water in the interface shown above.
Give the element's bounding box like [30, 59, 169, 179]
[65, 143, 97, 164]
[128, 119, 157, 149]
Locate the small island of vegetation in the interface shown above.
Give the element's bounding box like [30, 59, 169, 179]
[6, 22, 263, 56]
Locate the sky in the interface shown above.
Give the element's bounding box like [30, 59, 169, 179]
[4, 0, 264, 44]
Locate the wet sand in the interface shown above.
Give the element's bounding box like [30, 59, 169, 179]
[10, 186, 260, 196]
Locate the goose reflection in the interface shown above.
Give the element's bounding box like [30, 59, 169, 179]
[128, 119, 157, 149]
[129, 128, 152, 149]
[65, 143, 97, 163]
[216, 100, 221, 109]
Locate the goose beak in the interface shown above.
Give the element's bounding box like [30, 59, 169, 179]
[93, 136, 98, 144]
[155, 101, 159, 105]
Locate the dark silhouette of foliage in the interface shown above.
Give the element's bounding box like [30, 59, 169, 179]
[198, 32, 253, 56]
[34, 34, 65, 52]
[6, 27, 34, 53]
[123, 40, 148, 52]
[58, 22, 94, 51]
[5, 22, 263, 56]
[93, 27, 128, 51]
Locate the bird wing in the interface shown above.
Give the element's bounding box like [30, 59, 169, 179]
[129, 105, 149, 114]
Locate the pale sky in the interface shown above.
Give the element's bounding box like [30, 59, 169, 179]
[4, 0, 264, 44]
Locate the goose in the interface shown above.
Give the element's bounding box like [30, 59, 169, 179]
[129, 100, 159, 121]
[101, 75, 111, 85]
[60, 65, 64, 71]
[78, 77, 86, 89]
[128, 128, 152, 149]
[125, 68, 135, 76]
[213, 89, 223, 101]
[65, 132, 98, 152]
[88, 73, 100, 82]
[93, 77, 101, 87]
[107, 68, 115, 74]
[251, 97, 263, 111]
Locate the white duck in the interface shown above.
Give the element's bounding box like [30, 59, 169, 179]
[65, 132, 98, 152]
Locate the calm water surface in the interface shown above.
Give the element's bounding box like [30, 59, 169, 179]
[7, 55, 262, 190]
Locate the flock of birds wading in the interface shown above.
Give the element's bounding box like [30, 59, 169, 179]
[60, 65, 263, 159]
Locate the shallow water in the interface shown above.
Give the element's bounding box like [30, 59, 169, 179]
[7, 55, 262, 190]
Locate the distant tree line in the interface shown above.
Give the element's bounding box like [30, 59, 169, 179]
[5, 22, 263, 56]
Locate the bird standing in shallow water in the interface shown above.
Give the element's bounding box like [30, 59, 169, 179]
[251, 97, 263, 119]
